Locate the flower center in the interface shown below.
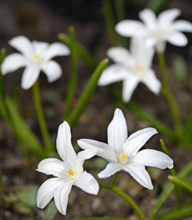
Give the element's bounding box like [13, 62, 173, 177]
[32, 53, 40, 62]
[67, 168, 79, 180]
[134, 64, 142, 74]
[118, 153, 128, 165]
[67, 169, 74, 176]
[153, 30, 161, 37]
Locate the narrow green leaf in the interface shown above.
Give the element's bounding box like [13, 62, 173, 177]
[58, 33, 97, 70]
[149, 160, 192, 220]
[66, 58, 108, 128]
[157, 200, 192, 220]
[147, 0, 170, 13]
[168, 176, 192, 199]
[5, 96, 45, 159]
[63, 26, 78, 119]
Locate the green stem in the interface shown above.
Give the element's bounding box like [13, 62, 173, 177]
[63, 27, 77, 119]
[158, 52, 182, 136]
[102, 0, 121, 46]
[114, 0, 125, 22]
[99, 182, 146, 220]
[111, 172, 118, 187]
[32, 81, 51, 151]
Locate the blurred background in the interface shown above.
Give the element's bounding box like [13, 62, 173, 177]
[0, 0, 192, 219]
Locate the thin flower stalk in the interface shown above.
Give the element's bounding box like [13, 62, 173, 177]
[32, 80, 51, 151]
[158, 52, 182, 136]
[63, 27, 77, 119]
[99, 181, 146, 220]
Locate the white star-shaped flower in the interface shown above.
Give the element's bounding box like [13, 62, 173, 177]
[116, 8, 192, 52]
[98, 37, 161, 102]
[78, 108, 173, 190]
[36, 121, 99, 215]
[1, 36, 70, 89]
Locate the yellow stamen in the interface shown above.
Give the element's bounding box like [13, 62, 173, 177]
[33, 54, 40, 60]
[67, 169, 74, 176]
[153, 31, 161, 37]
[120, 153, 127, 161]
[134, 65, 142, 73]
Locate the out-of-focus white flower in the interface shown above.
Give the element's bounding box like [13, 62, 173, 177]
[98, 37, 161, 102]
[78, 108, 173, 190]
[1, 36, 70, 89]
[116, 8, 192, 52]
[36, 121, 99, 215]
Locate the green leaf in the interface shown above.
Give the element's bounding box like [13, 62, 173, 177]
[66, 58, 108, 128]
[168, 176, 192, 199]
[147, 0, 170, 13]
[43, 201, 58, 220]
[5, 96, 45, 159]
[157, 200, 192, 220]
[58, 33, 97, 71]
[149, 160, 192, 220]
[17, 185, 38, 207]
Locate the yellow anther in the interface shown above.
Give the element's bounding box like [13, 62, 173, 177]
[134, 65, 142, 73]
[67, 169, 74, 176]
[33, 54, 40, 60]
[120, 153, 127, 161]
[153, 31, 161, 37]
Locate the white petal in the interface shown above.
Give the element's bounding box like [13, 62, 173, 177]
[123, 164, 153, 190]
[141, 69, 161, 94]
[56, 121, 77, 166]
[41, 60, 62, 82]
[107, 108, 128, 155]
[98, 162, 122, 178]
[122, 77, 139, 103]
[132, 149, 174, 169]
[172, 20, 192, 32]
[77, 149, 97, 167]
[54, 182, 73, 215]
[77, 139, 117, 162]
[37, 178, 63, 209]
[1, 53, 26, 75]
[75, 171, 99, 195]
[44, 43, 70, 61]
[115, 20, 145, 37]
[21, 65, 40, 89]
[158, 8, 181, 27]
[98, 64, 128, 86]
[139, 9, 157, 30]
[130, 37, 155, 68]
[32, 41, 48, 55]
[107, 47, 134, 66]
[37, 158, 64, 177]
[167, 32, 188, 46]
[9, 36, 33, 57]
[123, 127, 158, 157]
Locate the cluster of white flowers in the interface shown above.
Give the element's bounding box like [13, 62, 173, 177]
[37, 108, 173, 215]
[98, 8, 192, 102]
[2, 7, 188, 217]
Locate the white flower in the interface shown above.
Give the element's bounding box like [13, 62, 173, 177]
[115, 8, 192, 52]
[78, 108, 173, 190]
[36, 121, 99, 215]
[1, 36, 70, 89]
[98, 37, 161, 102]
